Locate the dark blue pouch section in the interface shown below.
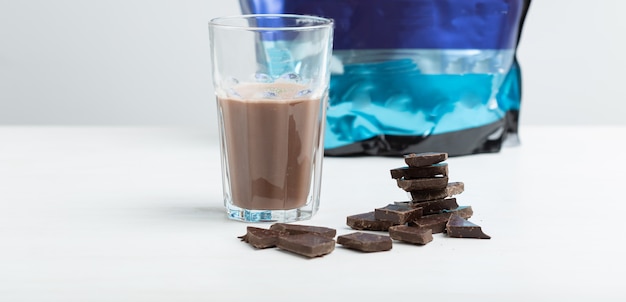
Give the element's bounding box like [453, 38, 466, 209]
[240, 0, 531, 157]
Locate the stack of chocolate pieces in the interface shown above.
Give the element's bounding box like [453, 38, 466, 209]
[238, 152, 490, 259]
[347, 152, 490, 246]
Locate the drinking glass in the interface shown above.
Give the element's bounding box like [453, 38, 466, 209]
[209, 14, 334, 222]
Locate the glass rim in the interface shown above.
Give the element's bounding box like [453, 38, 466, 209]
[209, 14, 334, 31]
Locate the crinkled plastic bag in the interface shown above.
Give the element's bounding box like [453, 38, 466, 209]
[240, 0, 531, 157]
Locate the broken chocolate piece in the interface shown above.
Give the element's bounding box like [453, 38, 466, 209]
[238, 226, 286, 249]
[347, 212, 395, 231]
[446, 215, 491, 239]
[404, 152, 448, 167]
[390, 163, 448, 179]
[388, 225, 433, 245]
[396, 176, 449, 191]
[410, 182, 464, 202]
[408, 206, 474, 233]
[374, 204, 423, 225]
[395, 198, 459, 215]
[276, 233, 335, 258]
[337, 232, 393, 252]
[269, 223, 336, 239]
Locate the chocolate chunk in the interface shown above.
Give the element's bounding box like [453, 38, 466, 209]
[446, 215, 491, 239]
[410, 182, 464, 202]
[276, 233, 335, 258]
[390, 163, 449, 179]
[374, 204, 423, 225]
[238, 226, 286, 249]
[388, 226, 433, 245]
[404, 152, 448, 167]
[396, 176, 449, 191]
[337, 232, 393, 252]
[395, 198, 459, 215]
[346, 212, 395, 231]
[269, 223, 336, 239]
[408, 206, 474, 233]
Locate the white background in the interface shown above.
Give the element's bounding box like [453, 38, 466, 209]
[1, 0, 625, 134]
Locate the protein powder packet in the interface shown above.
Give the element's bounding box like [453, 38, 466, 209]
[240, 0, 532, 157]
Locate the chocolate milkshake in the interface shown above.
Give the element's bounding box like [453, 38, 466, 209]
[217, 82, 324, 211]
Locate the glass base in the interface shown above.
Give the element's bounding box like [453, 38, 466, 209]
[226, 203, 315, 223]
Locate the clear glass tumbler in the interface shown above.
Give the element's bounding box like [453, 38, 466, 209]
[209, 14, 334, 222]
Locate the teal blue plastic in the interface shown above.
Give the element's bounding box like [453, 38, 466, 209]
[324, 54, 522, 150]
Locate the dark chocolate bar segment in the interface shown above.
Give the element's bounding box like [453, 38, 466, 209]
[390, 163, 448, 179]
[396, 176, 449, 191]
[408, 206, 474, 233]
[395, 198, 459, 215]
[388, 225, 433, 245]
[404, 152, 448, 167]
[238, 226, 286, 249]
[337, 232, 393, 252]
[269, 223, 336, 239]
[346, 212, 395, 231]
[410, 182, 464, 202]
[374, 204, 423, 225]
[276, 233, 335, 258]
[446, 215, 491, 239]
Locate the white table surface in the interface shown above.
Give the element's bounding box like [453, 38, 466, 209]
[1, 125, 625, 301]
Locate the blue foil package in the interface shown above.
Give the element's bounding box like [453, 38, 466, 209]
[240, 0, 531, 157]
